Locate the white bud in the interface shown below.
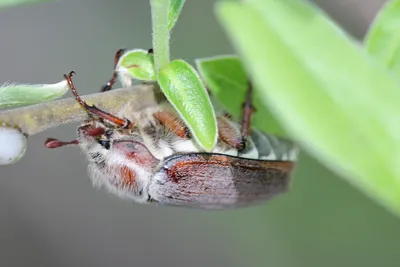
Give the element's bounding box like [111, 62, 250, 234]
[0, 126, 26, 165]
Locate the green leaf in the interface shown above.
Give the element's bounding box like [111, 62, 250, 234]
[216, 0, 400, 216]
[157, 59, 217, 151]
[168, 0, 185, 30]
[196, 55, 286, 137]
[0, 0, 49, 8]
[0, 80, 68, 109]
[365, 0, 400, 75]
[117, 49, 156, 82]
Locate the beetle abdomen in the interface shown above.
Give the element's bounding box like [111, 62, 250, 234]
[250, 130, 297, 161]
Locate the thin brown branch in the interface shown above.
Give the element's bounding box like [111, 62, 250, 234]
[0, 84, 155, 136]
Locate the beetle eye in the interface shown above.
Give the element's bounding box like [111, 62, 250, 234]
[98, 140, 111, 150]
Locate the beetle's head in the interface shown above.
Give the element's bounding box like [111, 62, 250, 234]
[77, 122, 159, 202]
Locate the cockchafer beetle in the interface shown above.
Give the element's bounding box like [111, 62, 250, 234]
[45, 49, 298, 209]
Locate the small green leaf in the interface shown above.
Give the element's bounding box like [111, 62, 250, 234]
[0, 80, 68, 109]
[157, 59, 217, 151]
[117, 49, 156, 83]
[365, 0, 400, 75]
[196, 55, 286, 137]
[168, 0, 185, 30]
[0, 0, 49, 8]
[216, 0, 400, 216]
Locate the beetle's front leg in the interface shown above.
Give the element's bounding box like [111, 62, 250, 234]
[153, 111, 191, 138]
[65, 71, 133, 129]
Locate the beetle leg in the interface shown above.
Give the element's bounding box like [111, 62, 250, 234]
[65, 71, 133, 129]
[153, 111, 190, 138]
[239, 81, 255, 150]
[216, 82, 255, 151]
[217, 116, 244, 150]
[100, 48, 126, 92]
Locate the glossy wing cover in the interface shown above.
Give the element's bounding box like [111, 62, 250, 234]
[149, 153, 295, 209]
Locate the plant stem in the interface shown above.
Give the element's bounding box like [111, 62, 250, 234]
[0, 84, 156, 136]
[150, 0, 171, 71]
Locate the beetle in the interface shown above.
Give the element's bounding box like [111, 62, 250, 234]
[45, 49, 297, 209]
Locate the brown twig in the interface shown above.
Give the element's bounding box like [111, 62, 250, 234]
[0, 84, 155, 136]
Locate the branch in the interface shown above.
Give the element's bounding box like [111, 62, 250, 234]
[0, 84, 155, 136]
[151, 0, 171, 71]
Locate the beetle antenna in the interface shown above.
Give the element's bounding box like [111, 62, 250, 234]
[64, 71, 133, 129]
[45, 138, 79, 149]
[100, 48, 126, 92]
[239, 81, 255, 150]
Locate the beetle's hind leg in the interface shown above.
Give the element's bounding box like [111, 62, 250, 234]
[218, 81, 254, 151]
[235, 82, 261, 159]
[239, 81, 255, 150]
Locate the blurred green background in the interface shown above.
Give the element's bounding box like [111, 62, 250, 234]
[1, 0, 399, 266]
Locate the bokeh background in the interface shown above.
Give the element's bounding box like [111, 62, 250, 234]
[0, 0, 399, 266]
